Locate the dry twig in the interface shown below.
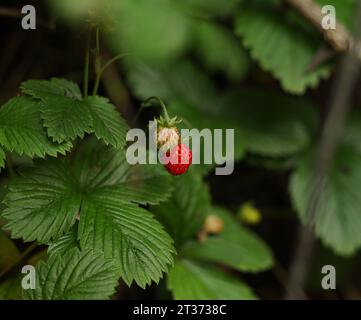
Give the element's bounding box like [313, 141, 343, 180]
[285, 0, 361, 61]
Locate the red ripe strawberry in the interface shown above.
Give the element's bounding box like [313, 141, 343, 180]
[162, 144, 192, 176]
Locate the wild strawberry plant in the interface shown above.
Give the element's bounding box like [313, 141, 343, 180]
[1, 0, 360, 300]
[0, 14, 273, 298]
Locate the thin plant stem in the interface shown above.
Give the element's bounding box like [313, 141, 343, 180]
[83, 31, 91, 97]
[0, 242, 38, 280]
[142, 96, 171, 122]
[132, 96, 170, 126]
[99, 53, 129, 76]
[92, 27, 101, 96]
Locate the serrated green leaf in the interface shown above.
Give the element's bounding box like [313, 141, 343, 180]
[73, 140, 174, 204]
[21, 79, 93, 143]
[22, 78, 82, 100]
[85, 96, 128, 149]
[48, 226, 79, 257]
[2, 160, 82, 243]
[79, 197, 174, 288]
[235, 5, 331, 94]
[290, 145, 361, 256]
[74, 141, 175, 288]
[22, 79, 128, 148]
[23, 249, 118, 300]
[168, 259, 257, 300]
[0, 96, 72, 158]
[2, 140, 175, 288]
[152, 171, 211, 247]
[182, 207, 273, 272]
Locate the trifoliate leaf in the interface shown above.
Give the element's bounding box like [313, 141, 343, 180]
[2, 140, 175, 288]
[168, 259, 257, 300]
[0, 96, 72, 158]
[23, 249, 118, 300]
[152, 171, 211, 247]
[2, 160, 82, 243]
[235, 4, 331, 94]
[21, 78, 93, 143]
[290, 145, 361, 256]
[182, 207, 273, 272]
[86, 96, 128, 149]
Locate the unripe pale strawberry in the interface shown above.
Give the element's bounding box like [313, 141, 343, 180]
[203, 215, 224, 234]
[142, 97, 182, 151]
[197, 215, 224, 242]
[155, 125, 180, 151]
